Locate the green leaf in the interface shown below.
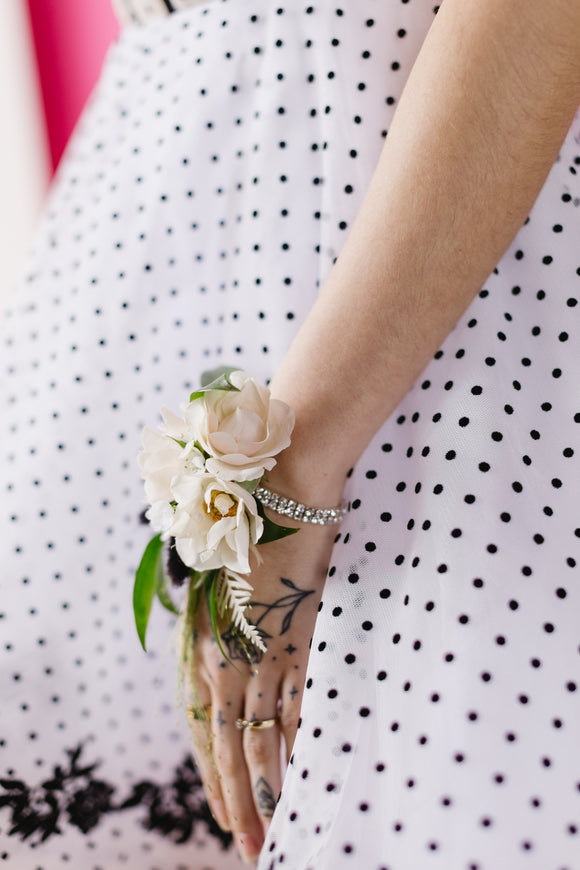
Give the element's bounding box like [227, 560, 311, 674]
[181, 578, 201, 664]
[170, 436, 210, 461]
[190, 367, 240, 403]
[205, 572, 234, 666]
[200, 365, 238, 387]
[256, 501, 299, 544]
[187, 574, 202, 617]
[133, 534, 164, 651]
[194, 440, 210, 459]
[156, 564, 180, 615]
[237, 477, 262, 494]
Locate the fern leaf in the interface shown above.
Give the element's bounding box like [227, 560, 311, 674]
[217, 569, 267, 654]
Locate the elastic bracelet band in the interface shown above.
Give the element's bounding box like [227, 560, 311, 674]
[254, 484, 347, 526]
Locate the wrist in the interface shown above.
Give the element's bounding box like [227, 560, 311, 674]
[254, 481, 347, 526]
[267, 377, 361, 507]
[264, 445, 350, 510]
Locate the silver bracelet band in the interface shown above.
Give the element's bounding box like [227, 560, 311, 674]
[254, 485, 347, 526]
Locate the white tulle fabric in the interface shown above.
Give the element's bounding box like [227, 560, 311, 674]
[1, 2, 580, 869]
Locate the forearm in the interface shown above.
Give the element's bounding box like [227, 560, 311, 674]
[267, 0, 580, 503]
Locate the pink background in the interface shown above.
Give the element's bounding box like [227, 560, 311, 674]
[27, 0, 119, 171]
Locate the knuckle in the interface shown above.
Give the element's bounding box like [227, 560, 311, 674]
[212, 664, 235, 690]
[214, 744, 238, 777]
[243, 731, 272, 767]
[280, 706, 300, 733]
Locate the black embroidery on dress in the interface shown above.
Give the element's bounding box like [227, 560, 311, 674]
[118, 752, 229, 846]
[0, 744, 232, 849]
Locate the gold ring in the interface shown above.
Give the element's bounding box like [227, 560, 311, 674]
[235, 716, 279, 731]
[187, 703, 212, 722]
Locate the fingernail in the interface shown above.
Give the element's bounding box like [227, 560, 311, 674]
[209, 799, 230, 831]
[234, 832, 262, 863]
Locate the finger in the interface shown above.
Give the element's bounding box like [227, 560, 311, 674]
[186, 695, 230, 832]
[280, 673, 304, 763]
[242, 680, 283, 833]
[211, 693, 265, 863]
[189, 718, 231, 832]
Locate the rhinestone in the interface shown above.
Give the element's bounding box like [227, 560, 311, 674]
[254, 484, 344, 525]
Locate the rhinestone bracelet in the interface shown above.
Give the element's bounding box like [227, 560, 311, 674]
[254, 484, 347, 526]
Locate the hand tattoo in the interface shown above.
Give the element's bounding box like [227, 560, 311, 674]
[254, 776, 276, 818]
[251, 578, 315, 636]
[222, 625, 269, 664]
[221, 578, 313, 663]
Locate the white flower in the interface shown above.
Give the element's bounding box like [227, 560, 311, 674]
[185, 370, 294, 481]
[168, 474, 263, 574]
[138, 425, 183, 504]
[138, 407, 207, 505]
[179, 440, 206, 470]
[145, 500, 176, 539]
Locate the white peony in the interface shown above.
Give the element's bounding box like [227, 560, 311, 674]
[184, 370, 294, 481]
[164, 473, 263, 574]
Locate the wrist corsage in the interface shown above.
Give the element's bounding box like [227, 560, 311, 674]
[133, 367, 298, 662]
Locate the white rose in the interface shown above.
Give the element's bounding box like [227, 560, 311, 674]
[169, 474, 263, 574]
[184, 370, 294, 481]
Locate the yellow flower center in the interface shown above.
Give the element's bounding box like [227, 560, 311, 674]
[207, 491, 237, 522]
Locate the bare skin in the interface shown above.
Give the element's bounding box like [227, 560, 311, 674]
[187, 521, 336, 861]
[189, 0, 580, 862]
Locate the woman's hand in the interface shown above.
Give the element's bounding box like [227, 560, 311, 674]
[187, 518, 337, 864]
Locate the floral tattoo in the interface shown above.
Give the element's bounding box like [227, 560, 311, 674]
[222, 577, 314, 662]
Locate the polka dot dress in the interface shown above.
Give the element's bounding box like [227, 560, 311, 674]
[1, 1, 579, 868]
